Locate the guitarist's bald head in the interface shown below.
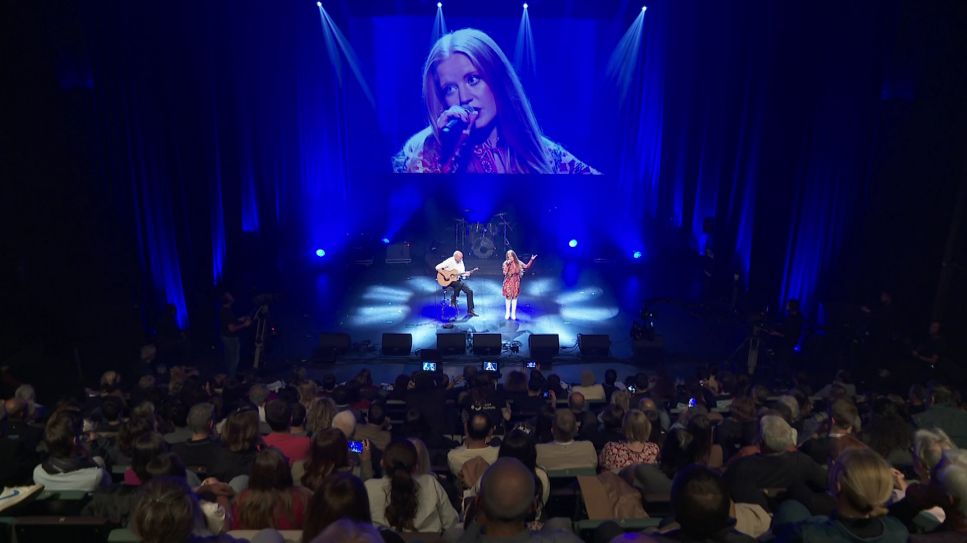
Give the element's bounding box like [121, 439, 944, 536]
[454, 251, 464, 261]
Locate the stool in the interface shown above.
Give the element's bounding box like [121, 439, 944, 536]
[441, 285, 458, 324]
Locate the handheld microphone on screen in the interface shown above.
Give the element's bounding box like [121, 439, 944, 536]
[441, 106, 478, 139]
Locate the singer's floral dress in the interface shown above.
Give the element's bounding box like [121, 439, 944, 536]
[393, 128, 600, 174]
[502, 258, 533, 299]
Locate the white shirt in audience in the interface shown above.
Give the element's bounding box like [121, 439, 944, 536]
[536, 440, 598, 471]
[447, 445, 499, 476]
[571, 384, 606, 402]
[365, 473, 459, 533]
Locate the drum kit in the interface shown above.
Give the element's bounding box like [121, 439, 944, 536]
[454, 212, 513, 259]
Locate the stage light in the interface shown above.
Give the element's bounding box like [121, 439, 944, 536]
[316, 1, 321, 6]
[568, 239, 578, 248]
[633, 250, 642, 259]
[523, 2, 528, 8]
[315, 249, 326, 257]
[437, 2, 442, 7]
[642, 5, 647, 11]
[381, 237, 390, 244]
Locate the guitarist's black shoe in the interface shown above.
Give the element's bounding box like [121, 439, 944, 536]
[467, 310, 479, 317]
[450, 297, 457, 307]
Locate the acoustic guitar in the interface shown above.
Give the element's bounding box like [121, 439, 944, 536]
[436, 267, 479, 287]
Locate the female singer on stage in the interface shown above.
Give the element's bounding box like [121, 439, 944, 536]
[393, 28, 599, 174]
[502, 250, 536, 320]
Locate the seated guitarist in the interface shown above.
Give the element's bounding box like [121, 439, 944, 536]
[436, 251, 478, 317]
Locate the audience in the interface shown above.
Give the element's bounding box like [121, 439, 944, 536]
[263, 399, 310, 464]
[231, 447, 311, 530]
[448, 411, 500, 476]
[33, 411, 110, 491]
[301, 472, 405, 543]
[294, 428, 351, 491]
[799, 398, 863, 465]
[460, 457, 582, 542]
[172, 402, 220, 476]
[774, 447, 908, 542]
[365, 439, 458, 533]
[212, 407, 261, 482]
[600, 409, 660, 472]
[536, 409, 598, 470]
[914, 385, 967, 448]
[354, 402, 392, 452]
[572, 371, 606, 402]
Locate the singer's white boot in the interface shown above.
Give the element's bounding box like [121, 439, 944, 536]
[504, 299, 511, 320]
[511, 299, 518, 320]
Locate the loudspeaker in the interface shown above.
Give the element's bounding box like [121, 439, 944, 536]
[578, 334, 611, 357]
[472, 333, 502, 356]
[528, 334, 559, 359]
[381, 333, 412, 356]
[437, 333, 467, 356]
[316, 333, 350, 362]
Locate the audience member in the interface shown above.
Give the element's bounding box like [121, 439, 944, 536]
[914, 385, 967, 448]
[572, 370, 606, 402]
[600, 409, 660, 472]
[774, 447, 908, 542]
[212, 407, 261, 482]
[365, 439, 458, 533]
[294, 428, 351, 491]
[354, 402, 392, 452]
[33, 411, 110, 491]
[448, 412, 500, 476]
[231, 447, 311, 530]
[536, 409, 597, 470]
[263, 399, 310, 464]
[172, 402, 220, 477]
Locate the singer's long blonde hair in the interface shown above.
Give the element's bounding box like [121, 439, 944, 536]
[505, 250, 519, 265]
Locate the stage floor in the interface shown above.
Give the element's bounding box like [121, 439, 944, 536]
[262, 252, 748, 376]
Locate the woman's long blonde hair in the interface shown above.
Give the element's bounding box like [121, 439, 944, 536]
[422, 29, 550, 173]
[505, 249, 519, 265]
[830, 447, 893, 518]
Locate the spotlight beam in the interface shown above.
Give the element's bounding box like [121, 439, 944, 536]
[432, 3, 448, 44]
[514, 3, 536, 75]
[607, 6, 647, 104]
[317, 4, 376, 107]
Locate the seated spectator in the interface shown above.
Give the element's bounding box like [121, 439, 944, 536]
[300, 472, 405, 543]
[887, 428, 957, 530]
[723, 415, 827, 513]
[125, 432, 167, 486]
[862, 396, 913, 468]
[535, 409, 597, 470]
[716, 396, 758, 462]
[660, 415, 722, 478]
[332, 409, 358, 438]
[568, 391, 586, 417]
[33, 411, 110, 491]
[353, 402, 392, 452]
[3, 398, 43, 455]
[905, 449, 967, 541]
[914, 385, 967, 448]
[293, 428, 350, 491]
[458, 457, 582, 543]
[0, 402, 38, 486]
[211, 406, 261, 482]
[572, 370, 606, 402]
[774, 447, 908, 542]
[449, 411, 501, 477]
[163, 401, 192, 444]
[132, 476, 242, 543]
[306, 396, 338, 435]
[593, 403, 628, 450]
[96, 395, 125, 434]
[172, 402, 221, 477]
[263, 399, 310, 464]
[610, 389, 631, 413]
[471, 427, 550, 508]
[365, 439, 458, 533]
[231, 447, 311, 530]
[800, 398, 864, 465]
[14, 384, 44, 423]
[600, 409, 660, 472]
[620, 465, 756, 543]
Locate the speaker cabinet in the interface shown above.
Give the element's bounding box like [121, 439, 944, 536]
[381, 333, 412, 356]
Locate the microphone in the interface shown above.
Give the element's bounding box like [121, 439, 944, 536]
[441, 106, 477, 136]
